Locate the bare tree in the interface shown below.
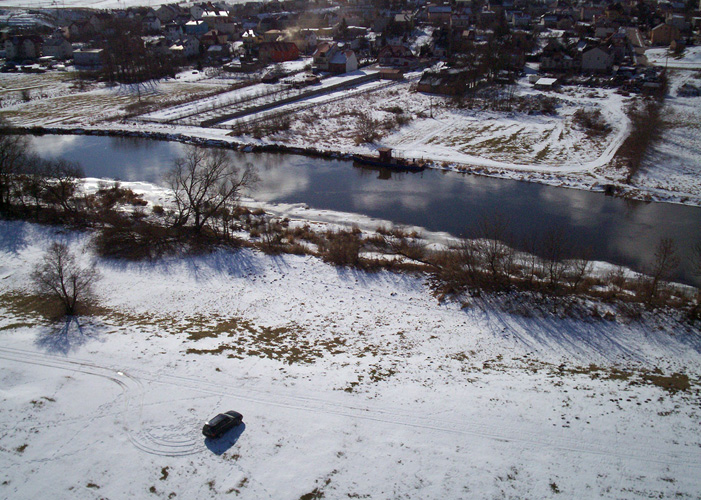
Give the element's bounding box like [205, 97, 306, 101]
[165, 146, 257, 234]
[31, 242, 100, 317]
[693, 242, 701, 277]
[640, 238, 680, 306]
[470, 214, 515, 286]
[41, 158, 84, 214]
[0, 119, 30, 212]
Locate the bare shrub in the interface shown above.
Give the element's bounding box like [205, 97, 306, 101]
[319, 229, 363, 267]
[468, 214, 516, 287]
[88, 181, 147, 212]
[354, 112, 381, 144]
[93, 221, 178, 261]
[637, 238, 680, 307]
[258, 220, 285, 254]
[572, 108, 611, 137]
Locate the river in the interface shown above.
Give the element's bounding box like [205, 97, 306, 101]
[29, 134, 701, 286]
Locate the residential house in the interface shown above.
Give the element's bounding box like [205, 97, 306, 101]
[417, 68, 467, 96]
[202, 10, 237, 34]
[650, 23, 680, 45]
[427, 5, 452, 25]
[242, 29, 263, 48]
[4, 35, 42, 61]
[142, 14, 162, 34]
[164, 22, 184, 42]
[189, 4, 205, 20]
[41, 32, 73, 60]
[540, 40, 578, 72]
[155, 4, 181, 24]
[200, 29, 228, 48]
[263, 29, 283, 42]
[258, 41, 300, 63]
[312, 41, 337, 71]
[328, 49, 357, 74]
[185, 20, 209, 36]
[377, 44, 417, 68]
[581, 46, 614, 72]
[169, 37, 200, 58]
[284, 28, 317, 53]
[510, 11, 531, 28]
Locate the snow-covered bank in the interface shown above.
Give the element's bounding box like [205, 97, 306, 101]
[1, 220, 700, 499]
[3, 67, 701, 207]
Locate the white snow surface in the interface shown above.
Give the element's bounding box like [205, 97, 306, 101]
[1, 219, 700, 499]
[646, 46, 701, 69]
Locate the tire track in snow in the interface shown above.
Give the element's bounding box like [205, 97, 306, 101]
[0, 346, 204, 457]
[1, 346, 699, 468]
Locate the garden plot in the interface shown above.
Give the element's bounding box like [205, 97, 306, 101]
[219, 78, 396, 129]
[265, 79, 629, 172]
[0, 76, 232, 126]
[142, 70, 383, 127]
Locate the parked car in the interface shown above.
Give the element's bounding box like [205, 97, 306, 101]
[202, 411, 243, 438]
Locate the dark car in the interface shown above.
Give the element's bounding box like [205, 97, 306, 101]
[202, 411, 243, 438]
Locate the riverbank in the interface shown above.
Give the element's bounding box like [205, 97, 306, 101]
[2, 67, 700, 207]
[8, 123, 701, 208]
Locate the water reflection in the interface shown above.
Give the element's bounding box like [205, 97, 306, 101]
[25, 134, 701, 285]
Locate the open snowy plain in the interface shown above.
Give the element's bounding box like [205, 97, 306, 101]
[1, 217, 700, 499]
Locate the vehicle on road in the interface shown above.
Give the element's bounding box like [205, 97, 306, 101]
[202, 411, 243, 438]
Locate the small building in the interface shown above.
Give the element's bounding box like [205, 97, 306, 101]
[142, 14, 162, 34]
[377, 44, 417, 68]
[329, 49, 357, 74]
[417, 69, 468, 96]
[379, 68, 404, 80]
[534, 77, 559, 90]
[73, 48, 104, 70]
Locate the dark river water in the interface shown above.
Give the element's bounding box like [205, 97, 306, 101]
[29, 134, 701, 285]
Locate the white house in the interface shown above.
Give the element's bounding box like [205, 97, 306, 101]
[42, 33, 73, 59]
[329, 49, 357, 74]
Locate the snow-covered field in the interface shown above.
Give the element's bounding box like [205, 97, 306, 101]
[646, 46, 701, 70]
[633, 70, 701, 201]
[1, 219, 700, 499]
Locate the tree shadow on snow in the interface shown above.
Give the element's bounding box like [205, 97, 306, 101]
[99, 247, 264, 281]
[204, 423, 246, 456]
[0, 219, 29, 254]
[34, 316, 95, 355]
